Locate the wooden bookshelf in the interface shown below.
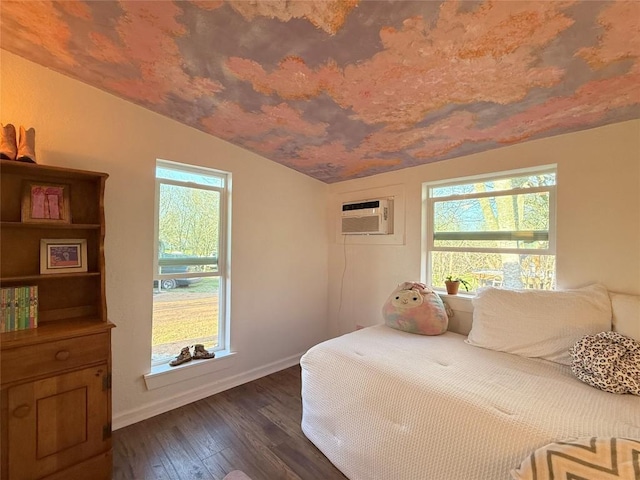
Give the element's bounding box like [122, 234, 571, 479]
[0, 159, 113, 479]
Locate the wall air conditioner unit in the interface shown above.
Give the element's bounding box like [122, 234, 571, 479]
[341, 199, 391, 235]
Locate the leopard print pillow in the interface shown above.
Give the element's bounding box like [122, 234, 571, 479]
[569, 331, 640, 395]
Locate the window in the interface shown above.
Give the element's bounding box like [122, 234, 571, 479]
[152, 160, 229, 365]
[425, 166, 556, 292]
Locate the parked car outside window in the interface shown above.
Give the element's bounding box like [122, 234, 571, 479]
[155, 253, 202, 290]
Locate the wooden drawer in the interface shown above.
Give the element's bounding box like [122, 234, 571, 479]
[1, 333, 109, 385]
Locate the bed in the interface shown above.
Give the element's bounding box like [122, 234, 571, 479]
[300, 287, 640, 480]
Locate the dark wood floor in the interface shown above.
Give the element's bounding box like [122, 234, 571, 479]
[112, 365, 348, 480]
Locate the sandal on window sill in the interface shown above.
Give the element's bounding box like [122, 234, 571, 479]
[169, 346, 192, 367]
[193, 344, 215, 360]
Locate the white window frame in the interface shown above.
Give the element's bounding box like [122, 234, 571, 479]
[424, 165, 557, 290]
[152, 159, 230, 360]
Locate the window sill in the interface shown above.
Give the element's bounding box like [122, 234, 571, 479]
[434, 288, 476, 298]
[437, 291, 474, 313]
[143, 350, 237, 391]
[440, 291, 475, 299]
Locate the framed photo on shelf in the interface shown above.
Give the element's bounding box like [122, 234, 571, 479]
[40, 239, 88, 274]
[22, 182, 71, 224]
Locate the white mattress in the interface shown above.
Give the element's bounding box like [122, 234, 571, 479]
[300, 325, 640, 480]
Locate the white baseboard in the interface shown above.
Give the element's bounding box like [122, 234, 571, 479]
[112, 352, 304, 431]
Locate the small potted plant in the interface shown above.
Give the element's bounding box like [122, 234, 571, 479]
[445, 276, 471, 295]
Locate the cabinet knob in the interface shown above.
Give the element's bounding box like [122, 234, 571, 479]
[55, 350, 70, 361]
[12, 404, 31, 418]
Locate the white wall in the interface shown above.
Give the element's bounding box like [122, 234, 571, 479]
[327, 120, 640, 335]
[1, 51, 330, 427]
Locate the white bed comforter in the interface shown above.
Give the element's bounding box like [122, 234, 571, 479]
[300, 326, 640, 480]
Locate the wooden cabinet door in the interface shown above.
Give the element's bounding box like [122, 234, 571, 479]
[7, 365, 110, 480]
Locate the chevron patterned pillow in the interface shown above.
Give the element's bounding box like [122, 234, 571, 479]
[511, 437, 640, 480]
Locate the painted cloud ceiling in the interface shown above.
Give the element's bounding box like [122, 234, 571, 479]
[1, 1, 639, 183]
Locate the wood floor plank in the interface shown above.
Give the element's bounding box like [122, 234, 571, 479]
[203, 441, 301, 480]
[112, 429, 164, 480]
[256, 374, 303, 414]
[200, 447, 238, 479]
[258, 403, 307, 445]
[151, 422, 213, 479]
[113, 417, 178, 480]
[167, 405, 229, 461]
[193, 396, 298, 479]
[113, 365, 347, 480]
[192, 400, 237, 450]
[208, 394, 290, 449]
[274, 440, 348, 480]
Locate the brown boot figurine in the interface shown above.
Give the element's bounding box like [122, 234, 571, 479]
[193, 344, 215, 360]
[0, 123, 17, 160]
[169, 346, 192, 366]
[16, 125, 36, 163]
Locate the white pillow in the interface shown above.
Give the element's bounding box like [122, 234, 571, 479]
[466, 284, 612, 365]
[610, 292, 640, 342]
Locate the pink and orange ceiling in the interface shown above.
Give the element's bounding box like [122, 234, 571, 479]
[1, 1, 639, 183]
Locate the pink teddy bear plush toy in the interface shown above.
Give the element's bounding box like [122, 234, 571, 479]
[382, 282, 449, 335]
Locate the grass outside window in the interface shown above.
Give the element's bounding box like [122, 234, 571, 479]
[152, 278, 220, 364]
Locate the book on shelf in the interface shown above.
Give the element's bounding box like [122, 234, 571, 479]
[0, 286, 38, 333]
